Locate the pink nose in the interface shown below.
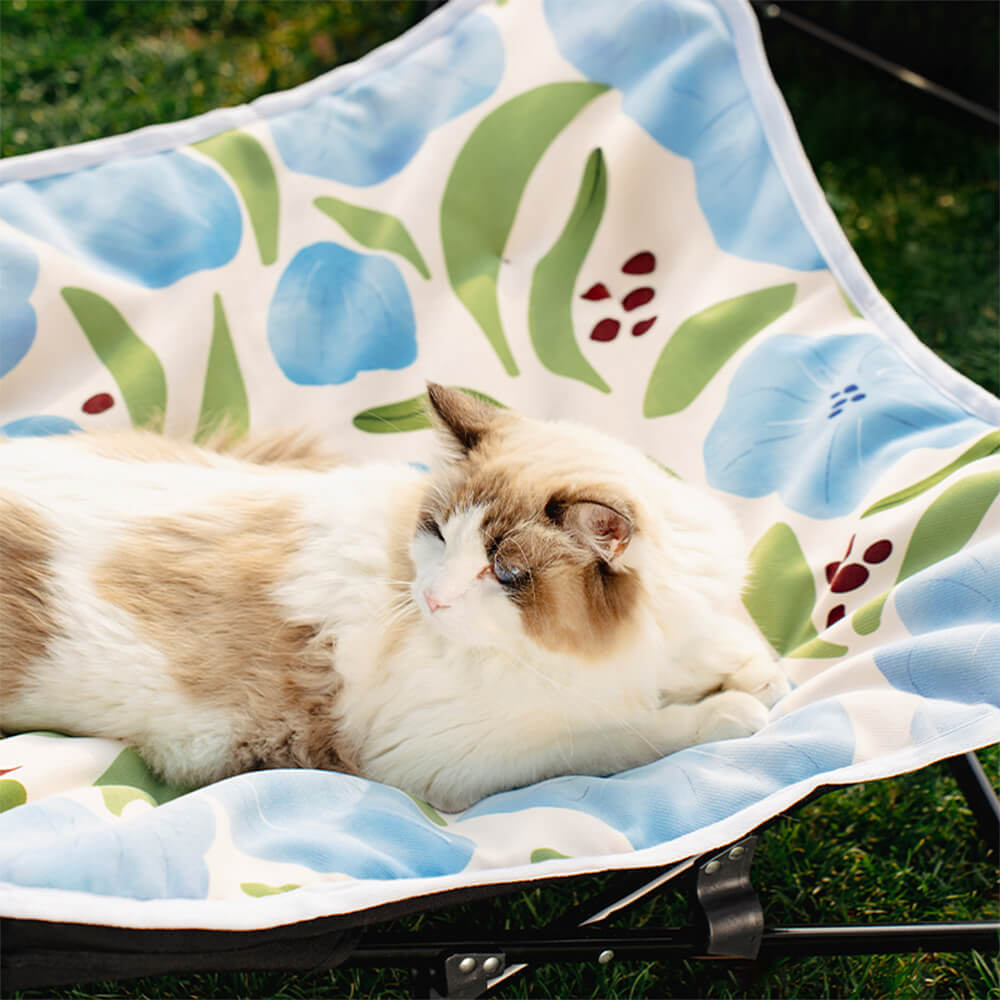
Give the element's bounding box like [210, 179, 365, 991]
[424, 590, 450, 613]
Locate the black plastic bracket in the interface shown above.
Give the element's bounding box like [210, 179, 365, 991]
[692, 836, 764, 959]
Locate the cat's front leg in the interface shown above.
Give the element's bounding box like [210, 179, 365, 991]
[648, 689, 769, 752]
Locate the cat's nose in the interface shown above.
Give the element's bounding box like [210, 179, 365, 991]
[424, 590, 451, 613]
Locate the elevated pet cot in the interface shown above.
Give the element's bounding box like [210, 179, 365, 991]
[1, 0, 998, 994]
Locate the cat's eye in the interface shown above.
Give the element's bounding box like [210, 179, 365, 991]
[420, 516, 444, 541]
[493, 556, 528, 588]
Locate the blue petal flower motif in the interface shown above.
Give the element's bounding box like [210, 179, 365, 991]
[0, 237, 38, 377]
[268, 242, 417, 385]
[873, 625, 1000, 706]
[211, 771, 475, 878]
[703, 333, 990, 519]
[894, 540, 1000, 636]
[0, 794, 215, 899]
[270, 11, 504, 186]
[464, 701, 854, 849]
[1, 415, 81, 437]
[0, 151, 241, 288]
[544, 0, 823, 271]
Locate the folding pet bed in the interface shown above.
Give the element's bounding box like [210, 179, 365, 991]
[1, 0, 997, 993]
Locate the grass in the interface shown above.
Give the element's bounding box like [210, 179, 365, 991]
[3, 1, 998, 997]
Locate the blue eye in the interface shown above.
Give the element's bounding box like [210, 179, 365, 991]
[493, 556, 528, 588]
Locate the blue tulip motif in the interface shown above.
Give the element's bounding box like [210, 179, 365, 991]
[268, 242, 418, 385]
[545, 0, 824, 271]
[0, 237, 39, 377]
[704, 332, 990, 519]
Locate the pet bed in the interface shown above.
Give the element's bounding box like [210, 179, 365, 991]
[1, 0, 998, 992]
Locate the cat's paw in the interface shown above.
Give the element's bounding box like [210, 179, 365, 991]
[694, 690, 769, 744]
[724, 649, 790, 708]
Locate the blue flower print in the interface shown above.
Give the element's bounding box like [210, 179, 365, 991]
[0, 794, 215, 899]
[211, 771, 475, 879]
[873, 625, 1000, 707]
[1, 415, 81, 437]
[270, 11, 503, 186]
[0, 237, 38, 377]
[544, 0, 823, 271]
[268, 242, 417, 385]
[894, 539, 1000, 636]
[464, 700, 854, 850]
[0, 151, 241, 288]
[704, 333, 990, 519]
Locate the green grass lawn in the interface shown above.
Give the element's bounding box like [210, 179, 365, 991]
[2, 2, 997, 997]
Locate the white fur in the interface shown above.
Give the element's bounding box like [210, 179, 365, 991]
[1, 414, 788, 812]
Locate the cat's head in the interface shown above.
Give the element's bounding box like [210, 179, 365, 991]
[409, 384, 666, 659]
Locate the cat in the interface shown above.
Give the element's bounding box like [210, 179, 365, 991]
[0, 384, 787, 812]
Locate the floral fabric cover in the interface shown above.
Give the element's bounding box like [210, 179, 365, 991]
[1, 0, 998, 932]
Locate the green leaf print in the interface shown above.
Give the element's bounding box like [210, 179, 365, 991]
[0, 779, 27, 813]
[441, 81, 610, 376]
[353, 387, 505, 434]
[196, 293, 250, 442]
[241, 882, 301, 897]
[94, 748, 190, 804]
[853, 468, 1000, 635]
[315, 196, 430, 279]
[408, 794, 448, 827]
[643, 284, 797, 418]
[744, 522, 848, 659]
[861, 429, 1000, 518]
[193, 130, 280, 266]
[100, 785, 157, 817]
[528, 148, 610, 393]
[530, 847, 569, 863]
[62, 287, 167, 430]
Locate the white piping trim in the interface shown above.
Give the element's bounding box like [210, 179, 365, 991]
[715, 0, 1000, 425]
[0, 0, 490, 183]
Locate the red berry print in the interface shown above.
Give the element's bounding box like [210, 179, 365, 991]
[826, 604, 846, 628]
[580, 282, 611, 301]
[82, 392, 114, 415]
[622, 287, 655, 312]
[831, 562, 869, 593]
[631, 317, 657, 337]
[622, 251, 656, 275]
[825, 561, 840, 584]
[863, 539, 893, 564]
[590, 318, 620, 342]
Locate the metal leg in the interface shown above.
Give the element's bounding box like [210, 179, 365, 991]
[947, 752, 1000, 858]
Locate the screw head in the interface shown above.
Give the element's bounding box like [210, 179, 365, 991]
[598, 949, 615, 965]
[728, 845, 745, 860]
[703, 859, 722, 875]
[458, 957, 477, 975]
[482, 956, 501, 975]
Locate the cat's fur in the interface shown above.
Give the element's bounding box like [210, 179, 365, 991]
[0, 385, 787, 812]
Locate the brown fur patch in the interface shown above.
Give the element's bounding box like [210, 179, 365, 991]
[424, 453, 642, 658]
[0, 494, 57, 696]
[94, 497, 355, 776]
[84, 426, 341, 472]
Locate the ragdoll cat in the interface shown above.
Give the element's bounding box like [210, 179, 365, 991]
[0, 385, 787, 812]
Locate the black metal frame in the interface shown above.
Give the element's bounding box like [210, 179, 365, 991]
[3, 750, 997, 996]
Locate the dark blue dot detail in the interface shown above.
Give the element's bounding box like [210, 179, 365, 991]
[827, 409, 844, 419]
[843, 384, 858, 393]
[851, 393, 866, 402]
[830, 391, 842, 399]
[832, 397, 847, 408]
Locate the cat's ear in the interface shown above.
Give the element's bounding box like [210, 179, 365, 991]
[558, 500, 633, 564]
[426, 383, 502, 456]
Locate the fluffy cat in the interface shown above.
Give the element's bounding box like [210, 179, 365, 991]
[0, 385, 787, 812]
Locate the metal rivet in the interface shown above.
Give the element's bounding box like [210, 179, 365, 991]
[765, 3, 781, 17]
[459, 957, 477, 975]
[482, 956, 501, 975]
[598, 949, 615, 965]
[728, 845, 745, 860]
[703, 859, 722, 875]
